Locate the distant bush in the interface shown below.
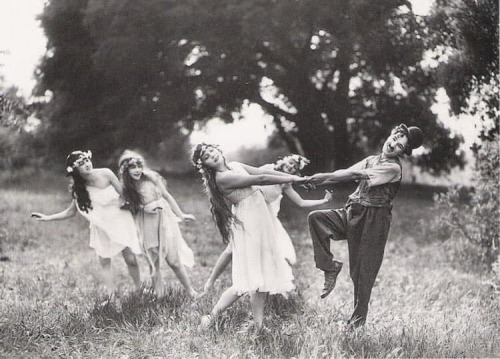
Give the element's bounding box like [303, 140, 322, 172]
[0, 127, 45, 170]
[429, 140, 499, 272]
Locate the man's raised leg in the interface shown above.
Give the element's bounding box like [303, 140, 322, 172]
[308, 208, 347, 298]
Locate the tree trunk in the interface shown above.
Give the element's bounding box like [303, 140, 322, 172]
[294, 112, 335, 173]
[327, 39, 353, 170]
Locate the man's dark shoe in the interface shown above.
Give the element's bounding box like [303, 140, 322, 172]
[320, 261, 343, 299]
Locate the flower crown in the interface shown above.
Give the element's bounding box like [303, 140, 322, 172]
[119, 157, 143, 174]
[193, 143, 221, 174]
[276, 154, 310, 173]
[66, 150, 92, 174]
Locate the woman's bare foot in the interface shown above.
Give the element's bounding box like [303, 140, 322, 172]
[198, 314, 213, 330]
[188, 289, 199, 299]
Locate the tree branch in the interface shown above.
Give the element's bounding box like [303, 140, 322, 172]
[257, 44, 298, 73]
[253, 96, 293, 119]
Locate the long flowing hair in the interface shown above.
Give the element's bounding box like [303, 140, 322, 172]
[121, 171, 143, 215]
[66, 152, 92, 213]
[191, 143, 240, 244]
[118, 150, 158, 215]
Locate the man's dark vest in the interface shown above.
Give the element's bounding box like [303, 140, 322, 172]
[347, 155, 402, 208]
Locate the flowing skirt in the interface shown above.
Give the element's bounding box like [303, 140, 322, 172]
[135, 198, 195, 269]
[267, 197, 297, 265]
[78, 187, 141, 258]
[230, 191, 294, 296]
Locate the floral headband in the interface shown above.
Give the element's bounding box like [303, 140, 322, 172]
[66, 150, 92, 174]
[193, 143, 220, 174]
[276, 154, 310, 172]
[119, 157, 143, 174]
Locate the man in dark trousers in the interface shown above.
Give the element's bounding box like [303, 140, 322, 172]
[305, 124, 423, 327]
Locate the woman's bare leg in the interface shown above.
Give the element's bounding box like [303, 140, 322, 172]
[121, 248, 141, 289]
[167, 258, 198, 298]
[201, 286, 242, 328]
[98, 257, 114, 295]
[148, 250, 165, 297]
[211, 286, 241, 316]
[249, 292, 267, 328]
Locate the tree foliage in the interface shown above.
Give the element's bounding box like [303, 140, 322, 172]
[0, 78, 30, 129]
[427, 0, 499, 137]
[430, 139, 499, 271]
[35, 0, 112, 160]
[0, 77, 43, 168]
[426, 0, 499, 272]
[36, 0, 464, 172]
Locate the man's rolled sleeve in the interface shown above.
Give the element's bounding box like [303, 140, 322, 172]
[361, 162, 401, 187]
[348, 158, 368, 171]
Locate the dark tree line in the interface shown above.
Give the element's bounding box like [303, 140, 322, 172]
[33, 0, 498, 172]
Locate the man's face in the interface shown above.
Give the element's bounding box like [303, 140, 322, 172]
[382, 130, 408, 157]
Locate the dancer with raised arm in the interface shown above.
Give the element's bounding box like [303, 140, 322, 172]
[202, 154, 333, 295]
[192, 143, 304, 330]
[31, 150, 142, 293]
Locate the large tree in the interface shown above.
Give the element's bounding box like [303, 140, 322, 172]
[184, 0, 463, 172]
[35, 0, 109, 159]
[36, 0, 463, 172]
[427, 0, 499, 141]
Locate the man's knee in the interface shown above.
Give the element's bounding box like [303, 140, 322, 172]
[308, 210, 324, 226]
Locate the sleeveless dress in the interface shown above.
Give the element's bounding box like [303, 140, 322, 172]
[77, 185, 141, 258]
[258, 183, 297, 265]
[134, 178, 195, 269]
[225, 162, 294, 296]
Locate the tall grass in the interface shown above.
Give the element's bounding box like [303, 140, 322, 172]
[0, 176, 498, 357]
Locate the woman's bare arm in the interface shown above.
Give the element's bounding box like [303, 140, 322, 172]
[241, 162, 291, 177]
[217, 171, 302, 191]
[155, 177, 195, 221]
[31, 201, 78, 221]
[283, 185, 332, 208]
[104, 168, 125, 197]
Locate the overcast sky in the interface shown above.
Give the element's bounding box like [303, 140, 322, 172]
[0, 0, 46, 97]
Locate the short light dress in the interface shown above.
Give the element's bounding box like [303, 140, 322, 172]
[77, 185, 141, 258]
[134, 177, 195, 269]
[225, 162, 294, 296]
[258, 183, 297, 265]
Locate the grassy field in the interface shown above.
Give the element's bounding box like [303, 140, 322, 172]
[0, 175, 499, 358]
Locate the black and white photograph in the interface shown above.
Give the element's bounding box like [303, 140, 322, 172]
[0, 0, 498, 357]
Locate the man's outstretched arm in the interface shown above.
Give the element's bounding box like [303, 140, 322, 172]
[306, 169, 369, 185]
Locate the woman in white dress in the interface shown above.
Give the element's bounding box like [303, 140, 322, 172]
[192, 144, 304, 330]
[201, 155, 332, 293]
[32, 150, 142, 293]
